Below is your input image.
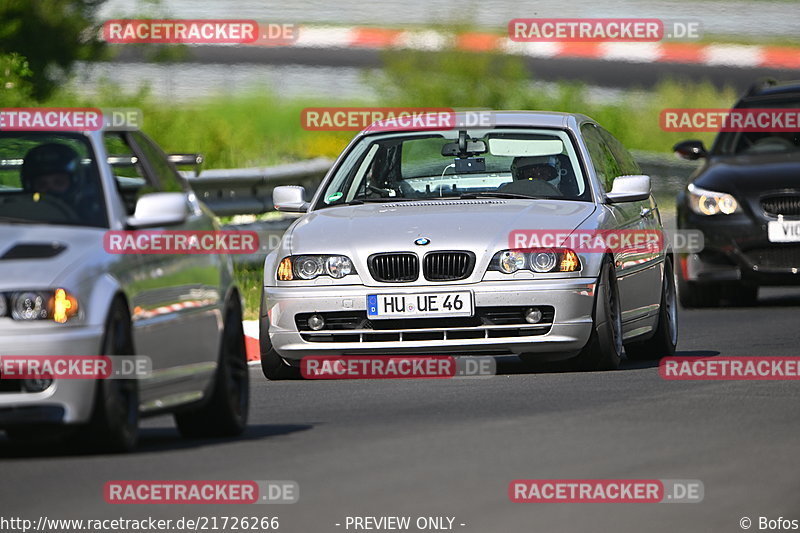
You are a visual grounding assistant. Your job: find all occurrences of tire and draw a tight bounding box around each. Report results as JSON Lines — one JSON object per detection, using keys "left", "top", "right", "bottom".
{"left": 80, "top": 298, "right": 139, "bottom": 453}
{"left": 175, "top": 297, "right": 249, "bottom": 438}
{"left": 676, "top": 257, "right": 720, "bottom": 308}
{"left": 572, "top": 257, "right": 623, "bottom": 371}
{"left": 625, "top": 258, "right": 678, "bottom": 361}
{"left": 260, "top": 329, "right": 301, "bottom": 381}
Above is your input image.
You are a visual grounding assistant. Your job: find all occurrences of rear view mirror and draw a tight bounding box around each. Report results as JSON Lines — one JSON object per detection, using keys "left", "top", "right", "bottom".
{"left": 441, "top": 140, "right": 486, "bottom": 157}
{"left": 673, "top": 140, "right": 708, "bottom": 160}
{"left": 606, "top": 175, "right": 651, "bottom": 203}
{"left": 487, "top": 138, "right": 564, "bottom": 157}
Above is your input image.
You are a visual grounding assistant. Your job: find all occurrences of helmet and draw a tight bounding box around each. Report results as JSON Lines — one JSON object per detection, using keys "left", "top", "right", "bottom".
{"left": 510, "top": 156, "right": 558, "bottom": 182}
{"left": 21, "top": 143, "right": 81, "bottom": 196}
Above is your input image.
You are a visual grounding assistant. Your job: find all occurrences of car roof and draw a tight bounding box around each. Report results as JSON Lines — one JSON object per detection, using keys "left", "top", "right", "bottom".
{"left": 736, "top": 78, "right": 800, "bottom": 105}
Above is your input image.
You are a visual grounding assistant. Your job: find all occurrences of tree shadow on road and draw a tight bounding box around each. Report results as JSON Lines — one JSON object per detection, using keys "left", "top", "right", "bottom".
{"left": 0, "top": 423, "right": 312, "bottom": 460}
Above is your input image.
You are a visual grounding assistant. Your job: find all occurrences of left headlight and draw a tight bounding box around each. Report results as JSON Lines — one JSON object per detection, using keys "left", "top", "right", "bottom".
{"left": 277, "top": 255, "right": 356, "bottom": 281}
{"left": 1, "top": 289, "right": 79, "bottom": 323}
{"left": 489, "top": 249, "right": 581, "bottom": 274}
{"left": 687, "top": 184, "right": 739, "bottom": 216}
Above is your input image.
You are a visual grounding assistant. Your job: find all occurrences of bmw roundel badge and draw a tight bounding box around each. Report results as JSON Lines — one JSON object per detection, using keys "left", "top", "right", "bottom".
{"left": 414, "top": 237, "right": 431, "bottom": 246}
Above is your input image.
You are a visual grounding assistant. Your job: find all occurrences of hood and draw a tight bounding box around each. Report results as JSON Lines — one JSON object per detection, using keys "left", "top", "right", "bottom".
{"left": 697, "top": 153, "right": 800, "bottom": 196}
{"left": 288, "top": 199, "right": 596, "bottom": 275}
{"left": 0, "top": 225, "right": 106, "bottom": 289}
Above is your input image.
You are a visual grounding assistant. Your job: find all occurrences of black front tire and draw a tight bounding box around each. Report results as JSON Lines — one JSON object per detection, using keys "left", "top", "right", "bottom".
{"left": 81, "top": 298, "right": 140, "bottom": 453}
{"left": 175, "top": 298, "right": 249, "bottom": 438}
{"left": 572, "top": 258, "right": 623, "bottom": 371}
{"left": 260, "top": 327, "right": 301, "bottom": 381}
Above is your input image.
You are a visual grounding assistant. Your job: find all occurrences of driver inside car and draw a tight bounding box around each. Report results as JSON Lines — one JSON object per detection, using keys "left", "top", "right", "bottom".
{"left": 20, "top": 143, "right": 104, "bottom": 225}
{"left": 499, "top": 156, "right": 563, "bottom": 197}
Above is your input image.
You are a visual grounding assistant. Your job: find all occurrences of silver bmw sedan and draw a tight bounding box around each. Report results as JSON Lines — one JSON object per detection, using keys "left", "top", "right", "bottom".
{"left": 260, "top": 111, "right": 677, "bottom": 379}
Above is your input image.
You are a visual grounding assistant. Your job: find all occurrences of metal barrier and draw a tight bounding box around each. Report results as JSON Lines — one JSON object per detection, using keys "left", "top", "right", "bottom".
{"left": 185, "top": 157, "right": 332, "bottom": 216}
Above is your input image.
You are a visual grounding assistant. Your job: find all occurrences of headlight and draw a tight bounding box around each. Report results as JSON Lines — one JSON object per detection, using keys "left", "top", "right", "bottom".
{"left": 489, "top": 249, "right": 580, "bottom": 273}
{"left": 6, "top": 289, "right": 79, "bottom": 322}
{"left": 687, "top": 184, "right": 739, "bottom": 215}
{"left": 530, "top": 251, "right": 557, "bottom": 273}
{"left": 277, "top": 255, "right": 356, "bottom": 281}
{"left": 497, "top": 251, "right": 526, "bottom": 273}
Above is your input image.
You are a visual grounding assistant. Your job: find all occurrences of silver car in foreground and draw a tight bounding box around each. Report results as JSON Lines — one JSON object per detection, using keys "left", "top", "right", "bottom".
{"left": 0, "top": 127, "right": 248, "bottom": 451}
{"left": 260, "top": 112, "right": 677, "bottom": 379}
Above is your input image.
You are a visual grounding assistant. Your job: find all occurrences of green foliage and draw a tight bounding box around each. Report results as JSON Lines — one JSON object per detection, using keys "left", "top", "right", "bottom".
{"left": 0, "top": 52, "right": 33, "bottom": 105}
{"left": 0, "top": 0, "right": 107, "bottom": 100}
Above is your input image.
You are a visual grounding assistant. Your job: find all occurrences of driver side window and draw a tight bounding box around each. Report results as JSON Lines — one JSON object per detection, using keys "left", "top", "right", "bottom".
{"left": 581, "top": 124, "right": 621, "bottom": 193}
{"left": 103, "top": 133, "right": 157, "bottom": 216}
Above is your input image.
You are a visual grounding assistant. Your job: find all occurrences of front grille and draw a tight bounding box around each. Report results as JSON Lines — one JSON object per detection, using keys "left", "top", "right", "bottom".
{"left": 368, "top": 253, "right": 419, "bottom": 283}
{"left": 744, "top": 245, "right": 800, "bottom": 270}
{"left": 423, "top": 251, "right": 475, "bottom": 281}
{"left": 762, "top": 195, "right": 800, "bottom": 218}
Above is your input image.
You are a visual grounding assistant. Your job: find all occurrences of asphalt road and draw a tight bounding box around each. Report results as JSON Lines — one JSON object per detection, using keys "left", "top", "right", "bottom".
{"left": 2, "top": 288, "right": 800, "bottom": 532}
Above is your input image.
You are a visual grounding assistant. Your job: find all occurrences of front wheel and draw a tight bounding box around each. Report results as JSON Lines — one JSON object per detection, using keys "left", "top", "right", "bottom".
{"left": 572, "top": 258, "right": 623, "bottom": 371}
{"left": 175, "top": 298, "right": 249, "bottom": 438}
{"left": 625, "top": 258, "right": 678, "bottom": 361}
{"left": 80, "top": 298, "right": 139, "bottom": 453}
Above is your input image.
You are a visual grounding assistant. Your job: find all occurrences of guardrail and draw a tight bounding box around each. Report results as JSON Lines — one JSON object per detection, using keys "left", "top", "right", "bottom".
{"left": 185, "top": 152, "right": 697, "bottom": 217}
{"left": 185, "top": 157, "right": 332, "bottom": 216}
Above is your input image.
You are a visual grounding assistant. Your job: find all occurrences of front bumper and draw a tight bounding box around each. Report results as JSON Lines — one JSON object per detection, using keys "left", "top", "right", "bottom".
{"left": 678, "top": 206, "right": 800, "bottom": 285}
{"left": 0, "top": 323, "right": 104, "bottom": 426}
{"left": 261, "top": 278, "right": 596, "bottom": 362}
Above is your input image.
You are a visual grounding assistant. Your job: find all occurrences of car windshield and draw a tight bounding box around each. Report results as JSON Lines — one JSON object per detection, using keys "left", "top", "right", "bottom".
{"left": 713, "top": 100, "right": 800, "bottom": 156}
{"left": 0, "top": 132, "right": 107, "bottom": 227}
{"left": 316, "top": 128, "right": 590, "bottom": 208}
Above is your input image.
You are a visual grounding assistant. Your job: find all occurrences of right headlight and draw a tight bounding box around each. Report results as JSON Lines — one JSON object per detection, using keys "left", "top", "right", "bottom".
{"left": 277, "top": 255, "right": 356, "bottom": 281}
{"left": 687, "top": 184, "right": 739, "bottom": 216}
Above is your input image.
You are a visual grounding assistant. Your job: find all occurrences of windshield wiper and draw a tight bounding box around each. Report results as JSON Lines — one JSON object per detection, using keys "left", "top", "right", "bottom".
{"left": 456, "top": 192, "right": 542, "bottom": 200}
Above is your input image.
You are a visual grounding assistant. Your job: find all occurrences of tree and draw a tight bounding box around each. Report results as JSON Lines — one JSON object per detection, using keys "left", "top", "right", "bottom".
{"left": 0, "top": 0, "right": 107, "bottom": 101}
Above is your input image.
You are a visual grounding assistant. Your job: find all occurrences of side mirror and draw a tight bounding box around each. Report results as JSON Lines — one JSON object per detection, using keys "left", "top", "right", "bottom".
{"left": 673, "top": 140, "right": 708, "bottom": 161}
{"left": 606, "top": 175, "right": 651, "bottom": 203}
{"left": 273, "top": 186, "right": 309, "bottom": 213}
{"left": 127, "top": 192, "right": 189, "bottom": 228}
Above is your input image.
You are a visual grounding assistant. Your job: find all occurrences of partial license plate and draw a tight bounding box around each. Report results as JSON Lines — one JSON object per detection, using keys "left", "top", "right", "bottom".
{"left": 768, "top": 220, "right": 800, "bottom": 242}
{"left": 366, "top": 292, "right": 473, "bottom": 319}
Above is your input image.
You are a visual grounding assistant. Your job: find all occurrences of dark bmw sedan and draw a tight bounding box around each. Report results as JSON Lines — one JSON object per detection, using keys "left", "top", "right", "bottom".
{"left": 674, "top": 79, "right": 800, "bottom": 307}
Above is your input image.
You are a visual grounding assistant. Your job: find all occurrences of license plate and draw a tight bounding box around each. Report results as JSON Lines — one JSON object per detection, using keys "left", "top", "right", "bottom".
{"left": 768, "top": 220, "right": 800, "bottom": 242}
{"left": 366, "top": 292, "right": 473, "bottom": 319}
